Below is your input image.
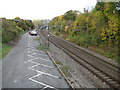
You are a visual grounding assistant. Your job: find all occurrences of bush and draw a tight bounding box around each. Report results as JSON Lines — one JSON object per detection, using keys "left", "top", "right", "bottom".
{"left": 2, "top": 18, "right": 24, "bottom": 43}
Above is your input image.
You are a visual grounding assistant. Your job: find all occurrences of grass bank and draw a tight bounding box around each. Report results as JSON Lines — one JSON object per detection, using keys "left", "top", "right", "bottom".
{"left": 0, "top": 43, "right": 13, "bottom": 60}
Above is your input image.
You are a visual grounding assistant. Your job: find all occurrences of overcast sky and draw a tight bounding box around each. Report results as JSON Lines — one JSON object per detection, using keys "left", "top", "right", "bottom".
{"left": 0, "top": 0, "right": 97, "bottom": 20}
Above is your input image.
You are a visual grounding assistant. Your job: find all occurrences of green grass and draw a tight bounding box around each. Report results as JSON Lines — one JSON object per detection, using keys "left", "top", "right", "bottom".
{"left": 37, "top": 45, "right": 49, "bottom": 51}
{"left": 88, "top": 45, "right": 118, "bottom": 61}
{"left": 0, "top": 43, "right": 13, "bottom": 60}
{"left": 60, "top": 65, "right": 74, "bottom": 77}
{"left": 55, "top": 60, "right": 63, "bottom": 65}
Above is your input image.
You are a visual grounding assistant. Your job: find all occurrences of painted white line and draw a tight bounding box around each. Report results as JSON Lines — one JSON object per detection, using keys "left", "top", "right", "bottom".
{"left": 33, "top": 53, "right": 37, "bottom": 54}
{"left": 30, "top": 64, "right": 40, "bottom": 68}
{"left": 39, "top": 58, "right": 50, "bottom": 61}
{"left": 27, "top": 58, "right": 37, "bottom": 62}
{"left": 30, "top": 60, "right": 39, "bottom": 64}
{"left": 29, "top": 60, "right": 53, "bottom": 69}
{"left": 36, "top": 70, "right": 59, "bottom": 78}
{"left": 28, "top": 53, "right": 36, "bottom": 56}
{"left": 28, "top": 60, "right": 58, "bottom": 78}
{"left": 41, "top": 86, "right": 48, "bottom": 90}
{"left": 29, "top": 67, "right": 36, "bottom": 71}
{"left": 26, "top": 46, "right": 59, "bottom": 89}
{"left": 29, "top": 77, "right": 55, "bottom": 89}
{"left": 38, "top": 54, "right": 48, "bottom": 56}
{"left": 32, "top": 49, "right": 42, "bottom": 51}
{"left": 27, "top": 54, "right": 35, "bottom": 58}
{"left": 29, "top": 73, "right": 42, "bottom": 79}
{"left": 27, "top": 48, "right": 31, "bottom": 49}
{"left": 40, "top": 64, "right": 53, "bottom": 68}
{"left": 29, "top": 73, "right": 58, "bottom": 89}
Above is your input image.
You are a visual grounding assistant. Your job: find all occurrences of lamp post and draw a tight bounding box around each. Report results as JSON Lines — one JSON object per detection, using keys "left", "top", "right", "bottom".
{"left": 47, "top": 25, "right": 49, "bottom": 48}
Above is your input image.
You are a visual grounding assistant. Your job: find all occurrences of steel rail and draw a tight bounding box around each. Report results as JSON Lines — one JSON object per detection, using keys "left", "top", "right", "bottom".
{"left": 40, "top": 29, "right": 120, "bottom": 89}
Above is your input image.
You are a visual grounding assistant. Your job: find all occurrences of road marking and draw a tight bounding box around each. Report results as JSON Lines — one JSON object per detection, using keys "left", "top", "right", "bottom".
{"left": 29, "top": 72, "right": 59, "bottom": 90}
{"left": 14, "top": 80, "right": 17, "bottom": 83}
{"left": 42, "top": 86, "right": 48, "bottom": 90}
{"left": 29, "top": 60, "right": 39, "bottom": 64}
{"left": 36, "top": 70, "right": 59, "bottom": 78}
{"left": 29, "top": 61, "right": 53, "bottom": 69}
{"left": 27, "top": 54, "right": 35, "bottom": 57}
{"left": 33, "top": 49, "right": 44, "bottom": 52}
{"left": 39, "top": 58, "right": 50, "bottom": 61}
{"left": 28, "top": 58, "right": 58, "bottom": 78}
{"left": 27, "top": 58, "right": 38, "bottom": 62}
{"left": 28, "top": 53, "right": 36, "bottom": 56}
{"left": 40, "top": 64, "right": 53, "bottom": 68}
{"left": 29, "top": 76, "right": 56, "bottom": 89}
{"left": 26, "top": 44, "right": 60, "bottom": 89}
{"left": 39, "top": 54, "right": 48, "bottom": 56}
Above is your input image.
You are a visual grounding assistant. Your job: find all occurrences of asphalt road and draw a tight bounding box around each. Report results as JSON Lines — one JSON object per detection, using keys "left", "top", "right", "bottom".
{"left": 2, "top": 32, "right": 69, "bottom": 89}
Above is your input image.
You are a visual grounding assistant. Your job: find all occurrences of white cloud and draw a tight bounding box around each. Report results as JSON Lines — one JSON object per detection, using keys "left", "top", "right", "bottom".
{"left": 0, "top": 0, "right": 97, "bottom": 20}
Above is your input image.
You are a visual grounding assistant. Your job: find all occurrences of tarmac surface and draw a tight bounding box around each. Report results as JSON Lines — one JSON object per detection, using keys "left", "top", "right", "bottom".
{"left": 2, "top": 32, "right": 69, "bottom": 89}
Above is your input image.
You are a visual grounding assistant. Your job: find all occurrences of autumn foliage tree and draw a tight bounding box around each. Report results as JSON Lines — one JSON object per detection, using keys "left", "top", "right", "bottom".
{"left": 49, "top": 2, "right": 119, "bottom": 60}
{"left": 49, "top": 2, "right": 119, "bottom": 46}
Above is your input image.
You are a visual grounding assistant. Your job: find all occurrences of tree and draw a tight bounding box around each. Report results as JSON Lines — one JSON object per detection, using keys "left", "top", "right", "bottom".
{"left": 64, "top": 10, "right": 77, "bottom": 21}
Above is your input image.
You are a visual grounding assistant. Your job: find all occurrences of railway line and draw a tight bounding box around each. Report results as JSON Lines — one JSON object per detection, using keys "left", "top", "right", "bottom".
{"left": 40, "top": 29, "right": 120, "bottom": 89}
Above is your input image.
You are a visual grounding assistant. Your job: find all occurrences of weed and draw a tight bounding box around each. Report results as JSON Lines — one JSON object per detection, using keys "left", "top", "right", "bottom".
{"left": 55, "top": 60, "right": 63, "bottom": 65}
{"left": 37, "top": 45, "right": 49, "bottom": 51}
{"left": 34, "top": 37, "right": 40, "bottom": 41}
{"left": 60, "top": 65, "right": 74, "bottom": 77}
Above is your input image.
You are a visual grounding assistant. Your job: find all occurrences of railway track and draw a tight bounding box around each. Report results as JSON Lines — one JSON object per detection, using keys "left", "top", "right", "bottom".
{"left": 40, "top": 29, "right": 120, "bottom": 89}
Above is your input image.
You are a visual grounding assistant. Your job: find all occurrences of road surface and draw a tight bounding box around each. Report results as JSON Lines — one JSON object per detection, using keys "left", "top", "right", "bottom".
{"left": 2, "top": 32, "right": 69, "bottom": 89}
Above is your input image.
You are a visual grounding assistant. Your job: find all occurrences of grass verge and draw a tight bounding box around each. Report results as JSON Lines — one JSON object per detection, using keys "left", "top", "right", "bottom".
{"left": 0, "top": 30, "right": 25, "bottom": 60}
{"left": 0, "top": 43, "right": 13, "bottom": 60}
{"left": 88, "top": 45, "right": 118, "bottom": 61}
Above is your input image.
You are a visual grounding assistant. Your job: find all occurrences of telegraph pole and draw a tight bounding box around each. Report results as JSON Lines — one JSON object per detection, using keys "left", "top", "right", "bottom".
{"left": 47, "top": 25, "right": 49, "bottom": 48}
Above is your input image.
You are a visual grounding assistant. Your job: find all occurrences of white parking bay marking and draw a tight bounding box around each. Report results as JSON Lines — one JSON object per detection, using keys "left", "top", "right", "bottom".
{"left": 26, "top": 44, "right": 59, "bottom": 89}
{"left": 39, "top": 54, "right": 48, "bottom": 57}
{"left": 39, "top": 58, "right": 50, "bottom": 61}
{"left": 36, "top": 70, "right": 59, "bottom": 78}
{"left": 40, "top": 64, "right": 53, "bottom": 68}
{"left": 29, "top": 75, "right": 55, "bottom": 89}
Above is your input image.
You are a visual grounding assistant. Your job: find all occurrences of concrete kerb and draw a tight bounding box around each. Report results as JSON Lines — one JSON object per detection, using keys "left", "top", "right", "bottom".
{"left": 46, "top": 51, "right": 74, "bottom": 90}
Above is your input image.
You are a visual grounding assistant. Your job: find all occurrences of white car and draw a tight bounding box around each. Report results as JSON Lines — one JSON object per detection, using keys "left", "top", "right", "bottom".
{"left": 29, "top": 30, "right": 37, "bottom": 36}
